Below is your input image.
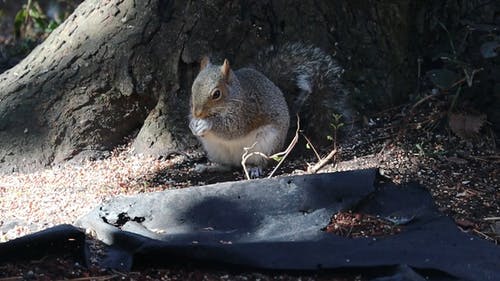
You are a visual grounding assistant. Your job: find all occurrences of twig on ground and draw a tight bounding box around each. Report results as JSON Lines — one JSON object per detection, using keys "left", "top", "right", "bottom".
{"left": 410, "top": 93, "right": 442, "bottom": 113}
{"left": 483, "top": 217, "right": 500, "bottom": 221}
{"left": 303, "top": 115, "right": 341, "bottom": 174}
{"left": 307, "top": 148, "right": 338, "bottom": 174}
{"left": 472, "top": 229, "right": 494, "bottom": 241}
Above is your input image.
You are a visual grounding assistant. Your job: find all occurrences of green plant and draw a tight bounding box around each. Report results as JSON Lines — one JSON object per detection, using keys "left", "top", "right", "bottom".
{"left": 14, "top": 0, "right": 60, "bottom": 39}
{"left": 326, "top": 113, "right": 345, "bottom": 150}
{"left": 424, "top": 22, "right": 489, "bottom": 113}
{"left": 415, "top": 142, "right": 425, "bottom": 156}
{"left": 421, "top": 21, "right": 497, "bottom": 138}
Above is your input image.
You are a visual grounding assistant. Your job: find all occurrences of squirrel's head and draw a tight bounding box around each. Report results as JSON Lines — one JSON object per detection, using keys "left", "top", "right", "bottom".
{"left": 191, "top": 57, "right": 240, "bottom": 119}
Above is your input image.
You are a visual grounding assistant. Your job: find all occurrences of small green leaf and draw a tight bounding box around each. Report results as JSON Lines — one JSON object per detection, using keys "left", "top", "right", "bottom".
{"left": 306, "top": 143, "right": 311, "bottom": 149}
{"left": 326, "top": 135, "right": 333, "bottom": 141}
{"left": 33, "top": 16, "right": 47, "bottom": 30}
{"left": 271, "top": 155, "right": 283, "bottom": 162}
{"left": 28, "top": 7, "right": 43, "bottom": 20}
{"left": 14, "top": 9, "right": 27, "bottom": 37}
{"left": 415, "top": 143, "right": 425, "bottom": 155}
{"left": 45, "top": 20, "right": 59, "bottom": 33}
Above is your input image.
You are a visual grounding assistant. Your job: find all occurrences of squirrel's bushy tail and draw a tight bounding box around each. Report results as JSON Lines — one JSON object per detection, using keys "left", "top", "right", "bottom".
{"left": 256, "top": 43, "right": 354, "bottom": 143}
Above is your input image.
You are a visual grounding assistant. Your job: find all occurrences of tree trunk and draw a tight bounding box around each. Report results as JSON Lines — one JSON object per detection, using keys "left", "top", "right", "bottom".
{"left": 0, "top": 0, "right": 497, "bottom": 173}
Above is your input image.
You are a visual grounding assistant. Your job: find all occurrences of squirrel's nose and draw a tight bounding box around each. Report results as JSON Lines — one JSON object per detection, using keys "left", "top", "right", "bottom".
{"left": 193, "top": 108, "right": 205, "bottom": 119}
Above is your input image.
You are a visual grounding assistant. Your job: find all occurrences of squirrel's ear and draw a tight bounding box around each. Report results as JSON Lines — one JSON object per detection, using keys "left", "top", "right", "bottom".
{"left": 200, "top": 56, "right": 210, "bottom": 70}
{"left": 221, "top": 59, "right": 231, "bottom": 81}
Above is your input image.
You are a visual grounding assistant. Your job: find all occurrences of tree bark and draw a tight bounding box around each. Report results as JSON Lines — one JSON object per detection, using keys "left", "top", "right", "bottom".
{"left": 0, "top": 0, "right": 497, "bottom": 173}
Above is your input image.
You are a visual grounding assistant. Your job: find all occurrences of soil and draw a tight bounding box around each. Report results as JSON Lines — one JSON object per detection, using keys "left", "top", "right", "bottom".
{"left": 0, "top": 99, "right": 498, "bottom": 280}
{"left": 324, "top": 211, "right": 403, "bottom": 238}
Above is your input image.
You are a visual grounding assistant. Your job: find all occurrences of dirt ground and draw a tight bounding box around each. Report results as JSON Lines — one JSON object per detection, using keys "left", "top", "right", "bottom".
{"left": 0, "top": 99, "right": 498, "bottom": 280}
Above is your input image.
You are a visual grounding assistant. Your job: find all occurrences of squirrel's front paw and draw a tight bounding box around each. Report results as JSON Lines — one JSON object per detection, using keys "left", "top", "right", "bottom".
{"left": 249, "top": 166, "right": 263, "bottom": 178}
{"left": 189, "top": 118, "right": 211, "bottom": 137}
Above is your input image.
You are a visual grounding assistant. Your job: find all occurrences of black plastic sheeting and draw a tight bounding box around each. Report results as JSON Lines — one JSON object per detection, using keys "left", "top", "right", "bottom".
{"left": 1, "top": 169, "right": 499, "bottom": 280}
{"left": 0, "top": 224, "right": 86, "bottom": 264}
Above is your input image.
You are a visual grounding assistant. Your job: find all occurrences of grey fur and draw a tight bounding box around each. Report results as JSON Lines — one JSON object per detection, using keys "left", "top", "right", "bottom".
{"left": 256, "top": 43, "right": 354, "bottom": 141}
{"left": 190, "top": 60, "right": 290, "bottom": 171}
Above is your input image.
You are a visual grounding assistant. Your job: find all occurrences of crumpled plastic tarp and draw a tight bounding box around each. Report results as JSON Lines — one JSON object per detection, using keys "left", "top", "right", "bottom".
{"left": 1, "top": 169, "right": 499, "bottom": 280}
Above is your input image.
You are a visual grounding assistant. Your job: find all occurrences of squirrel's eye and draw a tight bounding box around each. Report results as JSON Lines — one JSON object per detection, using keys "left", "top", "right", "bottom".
{"left": 212, "top": 89, "right": 221, "bottom": 100}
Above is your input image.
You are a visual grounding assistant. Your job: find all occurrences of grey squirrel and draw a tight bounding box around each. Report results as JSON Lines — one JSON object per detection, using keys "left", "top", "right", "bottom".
{"left": 189, "top": 43, "right": 351, "bottom": 177}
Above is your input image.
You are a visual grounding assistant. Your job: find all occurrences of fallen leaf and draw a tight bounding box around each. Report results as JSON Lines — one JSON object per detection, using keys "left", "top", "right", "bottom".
{"left": 448, "top": 113, "right": 486, "bottom": 138}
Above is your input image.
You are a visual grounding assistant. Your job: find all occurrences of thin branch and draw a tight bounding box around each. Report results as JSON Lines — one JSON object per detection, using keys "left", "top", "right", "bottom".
{"left": 410, "top": 93, "right": 442, "bottom": 113}
{"left": 302, "top": 133, "right": 321, "bottom": 161}
{"left": 25, "top": 0, "right": 33, "bottom": 24}
{"left": 483, "top": 217, "right": 500, "bottom": 221}
{"left": 241, "top": 144, "right": 268, "bottom": 180}
{"left": 241, "top": 115, "right": 300, "bottom": 180}
{"left": 267, "top": 117, "right": 300, "bottom": 178}
{"left": 472, "top": 229, "right": 495, "bottom": 241}
{"left": 438, "top": 21, "right": 456, "bottom": 56}
{"left": 410, "top": 68, "right": 482, "bottom": 114}
{"left": 307, "top": 148, "right": 338, "bottom": 174}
